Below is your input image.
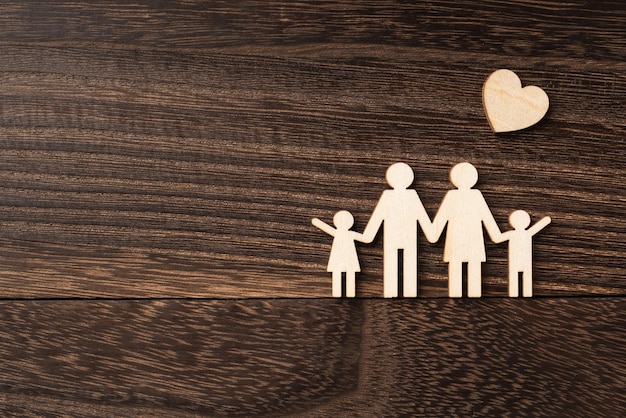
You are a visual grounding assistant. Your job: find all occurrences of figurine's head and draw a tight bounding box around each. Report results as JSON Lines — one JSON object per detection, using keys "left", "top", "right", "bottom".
{"left": 333, "top": 210, "right": 354, "bottom": 229}
{"left": 450, "top": 162, "right": 478, "bottom": 189}
{"left": 386, "top": 162, "right": 414, "bottom": 189}
{"left": 509, "top": 210, "right": 531, "bottom": 229}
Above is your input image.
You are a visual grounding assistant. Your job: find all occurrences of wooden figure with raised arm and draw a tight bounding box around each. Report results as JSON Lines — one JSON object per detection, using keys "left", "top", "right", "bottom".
{"left": 493, "top": 210, "right": 551, "bottom": 297}
{"left": 429, "top": 162, "right": 502, "bottom": 298}
{"left": 312, "top": 210, "right": 367, "bottom": 298}
{"left": 361, "top": 163, "right": 434, "bottom": 298}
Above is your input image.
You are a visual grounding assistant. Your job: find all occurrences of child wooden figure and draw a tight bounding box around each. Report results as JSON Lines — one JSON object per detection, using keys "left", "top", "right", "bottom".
{"left": 312, "top": 211, "right": 367, "bottom": 297}
{"left": 495, "top": 210, "right": 551, "bottom": 297}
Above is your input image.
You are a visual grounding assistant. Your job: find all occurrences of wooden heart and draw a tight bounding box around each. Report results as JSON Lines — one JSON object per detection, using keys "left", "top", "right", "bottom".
{"left": 482, "top": 69, "right": 549, "bottom": 133}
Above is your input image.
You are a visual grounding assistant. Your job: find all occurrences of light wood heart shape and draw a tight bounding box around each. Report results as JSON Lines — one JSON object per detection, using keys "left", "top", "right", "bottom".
{"left": 482, "top": 69, "right": 549, "bottom": 133}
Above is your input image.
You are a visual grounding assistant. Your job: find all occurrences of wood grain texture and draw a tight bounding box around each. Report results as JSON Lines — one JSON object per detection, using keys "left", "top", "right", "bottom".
{"left": 311, "top": 298, "right": 626, "bottom": 417}
{"left": 0, "top": 0, "right": 624, "bottom": 298}
{"left": 0, "top": 299, "right": 363, "bottom": 416}
{"left": 0, "top": 2, "right": 623, "bottom": 417}
{"left": 0, "top": 298, "right": 624, "bottom": 417}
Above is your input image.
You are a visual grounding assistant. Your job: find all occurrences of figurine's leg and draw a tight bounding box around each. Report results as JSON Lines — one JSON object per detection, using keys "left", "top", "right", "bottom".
{"left": 346, "top": 271, "right": 356, "bottom": 298}
{"left": 467, "top": 261, "right": 482, "bottom": 298}
{"left": 448, "top": 262, "right": 462, "bottom": 298}
{"left": 403, "top": 246, "right": 418, "bottom": 298}
{"left": 383, "top": 248, "right": 398, "bottom": 298}
{"left": 332, "top": 271, "right": 342, "bottom": 298}
{"left": 509, "top": 268, "right": 519, "bottom": 297}
{"left": 522, "top": 267, "right": 533, "bottom": 297}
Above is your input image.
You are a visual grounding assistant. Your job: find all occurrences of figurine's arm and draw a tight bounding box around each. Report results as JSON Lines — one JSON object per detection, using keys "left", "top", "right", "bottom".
{"left": 429, "top": 194, "right": 450, "bottom": 243}
{"left": 361, "top": 194, "right": 386, "bottom": 243}
{"left": 478, "top": 192, "right": 503, "bottom": 243}
{"left": 312, "top": 218, "right": 336, "bottom": 237}
{"left": 528, "top": 216, "right": 552, "bottom": 236}
{"left": 351, "top": 231, "right": 369, "bottom": 243}
{"left": 492, "top": 230, "right": 512, "bottom": 244}
{"left": 485, "top": 218, "right": 504, "bottom": 243}
{"left": 416, "top": 196, "right": 436, "bottom": 243}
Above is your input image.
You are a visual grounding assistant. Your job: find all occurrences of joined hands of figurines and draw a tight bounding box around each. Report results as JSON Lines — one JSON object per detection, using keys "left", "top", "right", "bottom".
{"left": 312, "top": 162, "right": 551, "bottom": 299}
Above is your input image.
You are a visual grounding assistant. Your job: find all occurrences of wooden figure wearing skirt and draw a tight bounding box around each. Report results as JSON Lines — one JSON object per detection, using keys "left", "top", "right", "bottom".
{"left": 429, "top": 162, "right": 501, "bottom": 298}
{"left": 312, "top": 211, "right": 367, "bottom": 297}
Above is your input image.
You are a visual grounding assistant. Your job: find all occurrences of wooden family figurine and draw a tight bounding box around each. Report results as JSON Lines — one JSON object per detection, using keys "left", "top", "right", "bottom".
{"left": 312, "top": 162, "right": 551, "bottom": 299}
{"left": 494, "top": 210, "right": 551, "bottom": 297}
{"left": 428, "top": 162, "right": 501, "bottom": 298}
{"left": 312, "top": 211, "right": 367, "bottom": 298}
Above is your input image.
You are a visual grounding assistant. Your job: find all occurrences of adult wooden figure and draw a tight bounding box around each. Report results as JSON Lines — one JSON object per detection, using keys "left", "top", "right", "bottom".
{"left": 362, "top": 163, "right": 433, "bottom": 298}
{"left": 429, "top": 162, "right": 501, "bottom": 298}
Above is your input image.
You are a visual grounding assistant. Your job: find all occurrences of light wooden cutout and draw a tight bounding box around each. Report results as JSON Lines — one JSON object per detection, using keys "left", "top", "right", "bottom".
{"left": 361, "top": 163, "right": 434, "bottom": 298}
{"left": 494, "top": 211, "right": 551, "bottom": 297}
{"left": 483, "top": 69, "right": 549, "bottom": 133}
{"left": 312, "top": 211, "right": 367, "bottom": 298}
{"left": 313, "top": 162, "right": 552, "bottom": 299}
{"left": 428, "top": 162, "right": 501, "bottom": 298}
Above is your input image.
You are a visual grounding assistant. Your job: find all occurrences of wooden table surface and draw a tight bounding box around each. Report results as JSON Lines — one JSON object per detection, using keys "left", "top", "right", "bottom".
{"left": 0, "top": 1, "right": 624, "bottom": 416}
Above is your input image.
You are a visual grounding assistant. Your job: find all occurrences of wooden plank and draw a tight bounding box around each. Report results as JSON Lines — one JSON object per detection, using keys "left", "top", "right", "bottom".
{"left": 0, "top": 52, "right": 621, "bottom": 298}
{"left": 0, "top": 1, "right": 624, "bottom": 61}
{"left": 0, "top": 1, "right": 623, "bottom": 298}
{"left": 0, "top": 298, "right": 623, "bottom": 416}
{"left": 314, "top": 298, "right": 626, "bottom": 417}
{"left": 0, "top": 299, "right": 364, "bottom": 416}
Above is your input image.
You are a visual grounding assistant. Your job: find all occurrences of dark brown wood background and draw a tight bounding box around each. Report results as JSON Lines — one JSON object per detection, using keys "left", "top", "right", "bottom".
{"left": 0, "top": 1, "right": 624, "bottom": 416}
